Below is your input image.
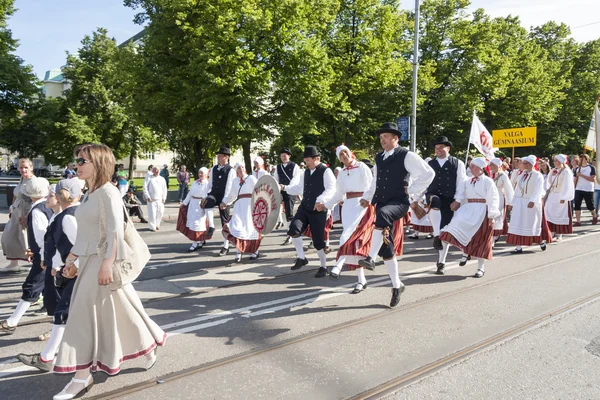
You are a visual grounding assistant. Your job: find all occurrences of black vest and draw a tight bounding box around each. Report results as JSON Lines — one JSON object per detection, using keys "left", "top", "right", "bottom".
{"left": 27, "top": 201, "right": 53, "bottom": 256}
{"left": 372, "top": 147, "right": 409, "bottom": 205}
{"left": 427, "top": 156, "right": 459, "bottom": 199}
{"left": 43, "top": 216, "right": 58, "bottom": 269}
{"left": 277, "top": 162, "right": 297, "bottom": 185}
{"left": 52, "top": 206, "right": 78, "bottom": 267}
{"left": 301, "top": 163, "right": 327, "bottom": 210}
{"left": 210, "top": 164, "right": 233, "bottom": 196}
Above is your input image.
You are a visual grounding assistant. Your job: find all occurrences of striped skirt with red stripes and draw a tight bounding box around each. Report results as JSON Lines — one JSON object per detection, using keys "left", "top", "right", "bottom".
{"left": 336, "top": 205, "right": 375, "bottom": 270}
{"left": 440, "top": 212, "right": 494, "bottom": 260}
{"left": 222, "top": 224, "right": 262, "bottom": 254}
{"left": 506, "top": 209, "right": 553, "bottom": 246}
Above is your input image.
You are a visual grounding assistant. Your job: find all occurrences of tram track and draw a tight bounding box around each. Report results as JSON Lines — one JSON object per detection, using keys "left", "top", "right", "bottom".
{"left": 84, "top": 244, "right": 600, "bottom": 400}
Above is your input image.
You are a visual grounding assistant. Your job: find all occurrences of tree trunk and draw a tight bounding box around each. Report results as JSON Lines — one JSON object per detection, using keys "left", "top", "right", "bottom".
{"left": 242, "top": 139, "right": 252, "bottom": 173}
{"left": 128, "top": 146, "right": 135, "bottom": 181}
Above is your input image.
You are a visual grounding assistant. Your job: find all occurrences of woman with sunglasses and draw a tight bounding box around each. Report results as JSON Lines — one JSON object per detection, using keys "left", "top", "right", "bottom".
{"left": 52, "top": 144, "right": 165, "bottom": 400}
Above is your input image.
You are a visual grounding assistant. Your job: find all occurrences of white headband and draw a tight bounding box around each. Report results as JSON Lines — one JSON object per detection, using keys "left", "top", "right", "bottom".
{"left": 335, "top": 145, "right": 350, "bottom": 161}
{"left": 254, "top": 156, "right": 264, "bottom": 166}
{"left": 470, "top": 157, "right": 487, "bottom": 170}
{"left": 490, "top": 158, "right": 502, "bottom": 168}
{"left": 522, "top": 155, "right": 537, "bottom": 166}
{"left": 554, "top": 154, "right": 567, "bottom": 164}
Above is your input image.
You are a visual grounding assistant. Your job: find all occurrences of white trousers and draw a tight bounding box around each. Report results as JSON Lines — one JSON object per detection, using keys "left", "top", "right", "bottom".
{"left": 147, "top": 201, "right": 165, "bottom": 230}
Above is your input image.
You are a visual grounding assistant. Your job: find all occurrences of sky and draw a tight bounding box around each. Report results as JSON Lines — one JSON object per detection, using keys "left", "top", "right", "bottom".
{"left": 7, "top": 0, "right": 600, "bottom": 80}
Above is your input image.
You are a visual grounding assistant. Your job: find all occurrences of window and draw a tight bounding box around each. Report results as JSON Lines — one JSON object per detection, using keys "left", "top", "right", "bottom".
{"left": 143, "top": 152, "right": 156, "bottom": 160}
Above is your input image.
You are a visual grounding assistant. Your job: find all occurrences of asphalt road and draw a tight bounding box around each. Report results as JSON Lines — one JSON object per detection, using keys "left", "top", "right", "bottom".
{"left": 1, "top": 210, "right": 599, "bottom": 400}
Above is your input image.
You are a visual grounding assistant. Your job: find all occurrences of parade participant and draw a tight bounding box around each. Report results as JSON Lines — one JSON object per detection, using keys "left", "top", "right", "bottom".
{"left": 281, "top": 145, "right": 336, "bottom": 278}
{"left": 177, "top": 165, "right": 191, "bottom": 203}
{"left": 1, "top": 158, "right": 35, "bottom": 272}
{"left": 17, "top": 179, "right": 81, "bottom": 371}
{"left": 490, "top": 158, "right": 514, "bottom": 243}
{"left": 440, "top": 157, "right": 500, "bottom": 278}
{"left": 359, "top": 122, "right": 434, "bottom": 307}
{"left": 321, "top": 145, "right": 373, "bottom": 293}
{"left": 408, "top": 157, "right": 433, "bottom": 240}
{"left": 424, "top": 136, "right": 467, "bottom": 275}
{"left": 510, "top": 157, "right": 524, "bottom": 188}
{"left": 123, "top": 189, "right": 148, "bottom": 223}
{"left": 253, "top": 156, "right": 268, "bottom": 179}
{"left": 205, "top": 146, "right": 237, "bottom": 256}
{"left": 179, "top": 167, "right": 213, "bottom": 251}
{"left": 222, "top": 163, "right": 261, "bottom": 262}
{"left": 544, "top": 154, "right": 574, "bottom": 240}
{"left": 573, "top": 154, "right": 598, "bottom": 226}
{"left": 143, "top": 166, "right": 168, "bottom": 232}
{"left": 0, "top": 177, "right": 52, "bottom": 334}
{"left": 52, "top": 144, "right": 165, "bottom": 400}
{"left": 506, "top": 155, "right": 552, "bottom": 253}
{"left": 274, "top": 147, "right": 301, "bottom": 240}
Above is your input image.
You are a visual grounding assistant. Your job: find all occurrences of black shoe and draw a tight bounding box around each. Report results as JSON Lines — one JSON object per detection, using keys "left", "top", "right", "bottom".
{"left": 17, "top": 353, "right": 53, "bottom": 372}
{"left": 329, "top": 268, "right": 341, "bottom": 279}
{"left": 249, "top": 253, "right": 259, "bottom": 261}
{"left": 540, "top": 242, "right": 547, "bottom": 251}
{"left": 426, "top": 233, "right": 433, "bottom": 239}
{"left": 352, "top": 282, "right": 367, "bottom": 294}
{"left": 358, "top": 256, "right": 375, "bottom": 271}
{"left": 304, "top": 241, "right": 314, "bottom": 251}
{"left": 219, "top": 247, "right": 230, "bottom": 257}
{"left": 511, "top": 248, "right": 523, "bottom": 254}
{"left": 458, "top": 255, "right": 471, "bottom": 267}
{"left": 435, "top": 262, "right": 445, "bottom": 275}
{"left": 315, "top": 267, "right": 328, "bottom": 278}
{"left": 291, "top": 257, "right": 309, "bottom": 270}
{"left": 140, "top": 218, "right": 148, "bottom": 223}
{"left": 474, "top": 269, "right": 485, "bottom": 278}
{"left": 281, "top": 236, "right": 292, "bottom": 246}
{"left": 0, "top": 320, "right": 15, "bottom": 335}
{"left": 207, "top": 227, "right": 215, "bottom": 236}
{"left": 390, "top": 285, "right": 406, "bottom": 307}
{"left": 433, "top": 236, "right": 443, "bottom": 250}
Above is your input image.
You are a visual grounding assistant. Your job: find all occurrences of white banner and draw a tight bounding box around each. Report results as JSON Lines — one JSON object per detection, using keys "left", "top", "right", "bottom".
{"left": 469, "top": 112, "right": 497, "bottom": 160}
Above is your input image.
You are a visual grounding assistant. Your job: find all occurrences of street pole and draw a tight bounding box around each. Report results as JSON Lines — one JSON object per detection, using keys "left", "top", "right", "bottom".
{"left": 410, "top": 0, "right": 420, "bottom": 153}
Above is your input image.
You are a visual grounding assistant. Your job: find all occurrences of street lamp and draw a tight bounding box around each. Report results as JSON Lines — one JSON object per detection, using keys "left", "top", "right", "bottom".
{"left": 410, "top": 0, "right": 421, "bottom": 153}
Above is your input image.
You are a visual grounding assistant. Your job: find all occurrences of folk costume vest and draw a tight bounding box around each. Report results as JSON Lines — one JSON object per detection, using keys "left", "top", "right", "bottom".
{"left": 428, "top": 156, "right": 459, "bottom": 199}
{"left": 372, "top": 147, "right": 409, "bottom": 205}
{"left": 211, "top": 164, "right": 233, "bottom": 197}
{"left": 277, "top": 162, "right": 297, "bottom": 186}
{"left": 301, "top": 163, "right": 327, "bottom": 210}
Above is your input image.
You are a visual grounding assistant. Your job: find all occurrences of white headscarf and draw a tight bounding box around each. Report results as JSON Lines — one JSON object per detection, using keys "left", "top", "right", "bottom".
{"left": 254, "top": 156, "right": 264, "bottom": 166}
{"left": 490, "top": 158, "right": 503, "bottom": 168}
{"left": 335, "top": 145, "right": 350, "bottom": 161}
{"left": 554, "top": 154, "right": 567, "bottom": 165}
{"left": 234, "top": 162, "right": 244, "bottom": 169}
{"left": 522, "top": 155, "right": 537, "bottom": 166}
{"left": 198, "top": 167, "right": 209, "bottom": 175}
{"left": 470, "top": 157, "right": 487, "bottom": 170}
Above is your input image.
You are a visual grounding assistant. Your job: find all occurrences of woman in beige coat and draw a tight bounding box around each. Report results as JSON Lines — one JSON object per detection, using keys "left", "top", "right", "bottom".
{"left": 52, "top": 144, "right": 165, "bottom": 400}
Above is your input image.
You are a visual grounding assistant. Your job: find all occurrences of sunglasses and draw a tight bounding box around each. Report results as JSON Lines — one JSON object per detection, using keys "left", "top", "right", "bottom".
{"left": 75, "top": 158, "right": 91, "bottom": 166}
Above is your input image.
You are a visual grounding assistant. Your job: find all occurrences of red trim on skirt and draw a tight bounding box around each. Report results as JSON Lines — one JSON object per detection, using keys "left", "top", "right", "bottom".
{"left": 440, "top": 213, "right": 494, "bottom": 260}
{"left": 412, "top": 224, "right": 433, "bottom": 233}
{"left": 506, "top": 208, "right": 553, "bottom": 246}
{"left": 222, "top": 224, "right": 262, "bottom": 254}
{"left": 53, "top": 332, "right": 167, "bottom": 375}
{"left": 393, "top": 218, "right": 405, "bottom": 257}
{"left": 305, "top": 215, "right": 334, "bottom": 240}
{"left": 337, "top": 205, "right": 375, "bottom": 270}
{"left": 546, "top": 202, "right": 573, "bottom": 234}
{"left": 176, "top": 205, "right": 212, "bottom": 242}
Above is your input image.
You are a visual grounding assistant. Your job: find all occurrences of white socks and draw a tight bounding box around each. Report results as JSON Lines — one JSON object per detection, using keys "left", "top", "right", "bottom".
{"left": 369, "top": 229, "right": 384, "bottom": 260}
{"left": 516, "top": 245, "right": 522, "bottom": 251}
{"left": 429, "top": 209, "right": 442, "bottom": 236}
{"left": 384, "top": 258, "right": 402, "bottom": 289}
{"left": 207, "top": 209, "right": 215, "bottom": 228}
{"left": 292, "top": 237, "right": 305, "bottom": 259}
{"left": 7, "top": 300, "right": 31, "bottom": 327}
{"left": 223, "top": 239, "right": 229, "bottom": 249}
{"left": 477, "top": 259, "right": 485, "bottom": 272}
{"left": 325, "top": 239, "right": 330, "bottom": 247}
{"left": 357, "top": 267, "right": 367, "bottom": 285}
{"left": 40, "top": 325, "right": 65, "bottom": 362}
{"left": 317, "top": 249, "right": 327, "bottom": 267}
{"left": 438, "top": 242, "right": 450, "bottom": 264}
{"left": 335, "top": 256, "right": 346, "bottom": 270}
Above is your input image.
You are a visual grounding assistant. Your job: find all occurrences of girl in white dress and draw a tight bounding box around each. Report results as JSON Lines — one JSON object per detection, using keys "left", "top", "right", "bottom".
{"left": 489, "top": 158, "right": 514, "bottom": 243}
{"left": 178, "top": 167, "right": 214, "bottom": 251}
{"left": 544, "top": 154, "right": 574, "bottom": 240}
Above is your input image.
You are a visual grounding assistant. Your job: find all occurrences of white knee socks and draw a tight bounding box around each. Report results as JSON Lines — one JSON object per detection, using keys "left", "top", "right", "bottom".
{"left": 477, "top": 258, "right": 485, "bottom": 272}
{"left": 317, "top": 249, "right": 327, "bottom": 267}
{"left": 7, "top": 300, "right": 31, "bottom": 327}
{"left": 292, "top": 237, "right": 305, "bottom": 259}
{"left": 223, "top": 238, "right": 229, "bottom": 249}
{"left": 369, "top": 229, "right": 384, "bottom": 260}
{"left": 429, "top": 209, "right": 442, "bottom": 236}
{"left": 207, "top": 209, "right": 215, "bottom": 228}
{"left": 384, "top": 258, "right": 402, "bottom": 289}
{"left": 40, "top": 325, "right": 65, "bottom": 362}
{"left": 438, "top": 242, "right": 450, "bottom": 264}
{"left": 357, "top": 267, "right": 367, "bottom": 285}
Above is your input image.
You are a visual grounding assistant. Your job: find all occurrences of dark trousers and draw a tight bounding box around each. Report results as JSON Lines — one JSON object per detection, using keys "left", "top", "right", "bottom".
{"left": 374, "top": 198, "right": 409, "bottom": 260}
{"left": 288, "top": 206, "right": 328, "bottom": 250}
{"left": 128, "top": 205, "right": 145, "bottom": 220}
{"left": 281, "top": 192, "right": 297, "bottom": 221}
{"left": 53, "top": 275, "right": 76, "bottom": 325}
{"left": 574, "top": 190, "right": 594, "bottom": 211}
{"left": 43, "top": 266, "right": 57, "bottom": 315}
{"left": 427, "top": 194, "right": 455, "bottom": 230}
{"left": 21, "top": 254, "right": 45, "bottom": 302}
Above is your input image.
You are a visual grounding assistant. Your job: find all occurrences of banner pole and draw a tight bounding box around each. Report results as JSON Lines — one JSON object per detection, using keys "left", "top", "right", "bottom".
{"left": 512, "top": 147, "right": 515, "bottom": 163}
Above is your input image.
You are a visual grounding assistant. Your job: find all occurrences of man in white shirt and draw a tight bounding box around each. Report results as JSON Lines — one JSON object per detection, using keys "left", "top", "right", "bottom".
{"left": 143, "top": 166, "right": 168, "bottom": 232}
{"left": 573, "top": 153, "right": 598, "bottom": 225}
{"left": 274, "top": 147, "right": 301, "bottom": 243}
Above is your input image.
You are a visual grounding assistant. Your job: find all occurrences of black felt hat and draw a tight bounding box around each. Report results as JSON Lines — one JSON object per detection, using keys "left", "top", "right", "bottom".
{"left": 217, "top": 146, "right": 231, "bottom": 156}
{"left": 375, "top": 122, "right": 401, "bottom": 137}
{"left": 280, "top": 147, "right": 293, "bottom": 156}
{"left": 303, "top": 145, "right": 320, "bottom": 158}
{"left": 432, "top": 136, "right": 452, "bottom": 147}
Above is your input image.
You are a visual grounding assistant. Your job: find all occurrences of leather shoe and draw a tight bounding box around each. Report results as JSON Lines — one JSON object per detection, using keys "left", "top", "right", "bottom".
{"left": 219, "top": 247, "right": 230, "bottom": 257}
{"left": 281, "top": 236, "right": 292, "bottom": 246}
{"left": 303, "top": 241, "right": 314, "bottom": 251}
{"left": 352, "top": 282, "right": 367, "bottom": 294}
{"left": 433, "top": 236, "right": 443, "bottom": 250}
{"left": 474, "top": 269, "right": 485, "bottom": 278}
{"left": 435, "top": 262, "right": 445, "bottom": 275}
{"left": 390, "top": 285, "right": 406, "bottom": 307}
{"left": 511, "top": 248, "right": 523, "bottom": 254}
{"left": 17, "top": 353, "right": 53, "bottom": 372}
{"left": 291, "top": 257, "right": 309, "bottom": 270}
{"left": 358, "top": 256, "right": 375, "bottom": 271}
{"left": 458, "top": 255, "right": 471, "bottom": 267}
{"left": 315, "top": 267, "right": 328, "bottom": 278}
{"left": 540, "top": 242, "right": 547, "bottom": 251}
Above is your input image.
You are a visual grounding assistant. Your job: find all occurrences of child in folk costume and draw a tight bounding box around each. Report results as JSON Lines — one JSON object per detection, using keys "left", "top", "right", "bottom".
{"left": 1, "top": 177, "right": 53, "bottom": 335}
{"left": 221, "top": 163, "right": 262, "bottom": 262}
{"left": 18, "top": 179, "right": 82, "bottom": 372}
{"left": 408, "top": 159, "right": 433, "bottom": 239}
{"left": 490, "top": 158, "right": 514, "bottom": 244}
{"left": 321, "top": 145, "right": 373, "bottom": 293}
{"left": 253, "top": 156, "right": 269, "bottom": 180}
{"left": 178, "top": 167, "right": 214, "bottom": 251}
{"left": 440, "top": 158, "right": 500, "bottom": 278}
{"left": 544, "top": 154, "right": 574, "bottom": 240}
{"left": 506, "top": 155, "right": 552, "bottom": 254}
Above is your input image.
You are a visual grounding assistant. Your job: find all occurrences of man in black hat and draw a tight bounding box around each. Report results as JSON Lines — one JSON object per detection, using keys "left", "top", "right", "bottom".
{"left": 358, "top": 122, "right": 434, "bottom": 307}
{"left": 205, "top": 146, "right": 236, "bottom": 256}
{"left": 274, "top": 147, "right": 300, "bottom": 245}
{"left": 425, "top": 136, "right": 467, "bottom": 275}
{"left": 280, "top": 145, "right": 336, "bottom": 277}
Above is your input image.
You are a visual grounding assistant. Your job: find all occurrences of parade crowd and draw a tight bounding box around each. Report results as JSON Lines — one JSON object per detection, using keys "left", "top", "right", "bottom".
{"left": 0, "top": 123, "right": 598, "bottom": 399}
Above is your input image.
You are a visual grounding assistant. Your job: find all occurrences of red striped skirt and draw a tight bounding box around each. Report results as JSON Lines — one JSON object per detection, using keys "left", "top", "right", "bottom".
{"left": 440, "top": 213, "right": 494, "bottom": 260}
{"left": 506, "top": 209, "right": 553, "bottom": 246}
{"left": 176, "top": 205, "right": 211, "bottom": 242}
{"left": 222, "top": 224, "right": 262, "bottom": 254}
{"left": 336, "top": 205, "right": 375, "bottom": 270}
{"left": 412, "top": 224, "right": 433, "bottom": 233}
{"left": 304, "top": 215, "right": 334, "bottom": 241}
{"left": 393, "top": 218, "right": 405, "bottom": 257}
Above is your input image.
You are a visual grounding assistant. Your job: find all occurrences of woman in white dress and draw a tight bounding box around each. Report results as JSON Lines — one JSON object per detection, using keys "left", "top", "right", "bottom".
{"left": 221, "top": 163, "right": 261, "bottom": 262}
{"left": 544, "top": 154, "right": 574, "bottom": 240}
{"left": 321, "top": 145, "right": 373, "bottom": 293}
{"left": 177, "top": 167, "right": 214, "bottom": 251}
{"left": 53, "top": 144, "right": 165, "bottom": 400}
{"left": 489, "top": 158, "right": 514, "bottom": 243}
{"left": 253, "top": 156, "right": 269, "bottom": 180}
{"left": 440, "top": 157, "right": 500, "bottom": 278}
